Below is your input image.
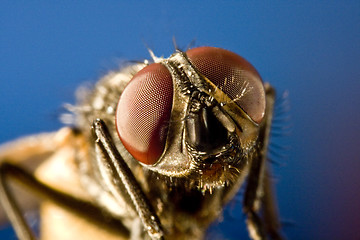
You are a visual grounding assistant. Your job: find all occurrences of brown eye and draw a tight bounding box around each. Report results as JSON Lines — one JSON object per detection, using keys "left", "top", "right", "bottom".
{"left": 186, "top": 47, "right": 266, "bottom": 123}
{"left": 116, "top": 63, "right": 173, "bottom": 165}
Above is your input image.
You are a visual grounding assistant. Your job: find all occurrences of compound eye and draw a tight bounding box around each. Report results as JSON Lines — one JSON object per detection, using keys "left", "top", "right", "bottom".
{"left": 116, "top": 63, "right": 173, "bottom": 165}
{"left": 186, "top": 47, "right": 266, "bottom": 123}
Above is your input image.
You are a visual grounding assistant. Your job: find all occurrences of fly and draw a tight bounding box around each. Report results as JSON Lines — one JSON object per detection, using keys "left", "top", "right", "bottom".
{"left": 0, "top": 46, "right": 285, "bottom": 240}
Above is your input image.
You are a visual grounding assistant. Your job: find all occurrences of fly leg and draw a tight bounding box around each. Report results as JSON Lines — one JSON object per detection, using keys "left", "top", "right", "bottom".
{"left": 262, "top": 168, "right": 284, "bottom": 240}
{"left": 0, "top": 128, "right": 129, "bottom": 240}
{"left": 0, "top": 162, "right": 130, "bottom": 240}
{"left": 0, "top": 163, "right": 36, "bottom": 240}
{"left": 0, "top": 128, "right": 78, "bottom": 240}
{"left": 92, "top": 119, "right": 164, "bottom": 240}
{"left": 243, "top": 84, "right": 284, "bottom": 240}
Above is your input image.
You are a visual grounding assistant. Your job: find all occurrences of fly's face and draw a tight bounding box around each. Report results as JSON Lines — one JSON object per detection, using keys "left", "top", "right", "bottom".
{"left": 116, "top": 47, "right": 266, "bottom": 189}
{"left": 0, "top": 46, "right": 285, "bottom": 240}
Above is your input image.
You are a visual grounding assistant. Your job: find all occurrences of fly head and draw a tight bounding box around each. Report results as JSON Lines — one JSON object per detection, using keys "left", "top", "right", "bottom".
{"left": 116, "top": 47, "right": 266, "bottom": 190}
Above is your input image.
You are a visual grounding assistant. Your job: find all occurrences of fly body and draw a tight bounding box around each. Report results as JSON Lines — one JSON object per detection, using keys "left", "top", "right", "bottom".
{"left": 0, "top": 46, "right": 285, "bottom": 240}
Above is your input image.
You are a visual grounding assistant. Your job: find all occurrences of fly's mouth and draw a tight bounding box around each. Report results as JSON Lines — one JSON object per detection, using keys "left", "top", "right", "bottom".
{"left": 185, "top": 134, "right": 249, "bottom": 189}
{"left": 182, "top": 91, "right": 252, "bottom": 188}
{"left": 184, "top": 94, "right": 248, "bottom": 179}
{"left": 184, "top": 90, "right": 241, "bottom": 162}
{"left": 186, "top": 132, "right": 244, "bottom": 165}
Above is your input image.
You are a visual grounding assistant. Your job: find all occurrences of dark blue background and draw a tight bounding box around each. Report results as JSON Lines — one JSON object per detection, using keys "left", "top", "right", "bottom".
{"left": 1, "top": 2, "right": 359, "bottom": 239}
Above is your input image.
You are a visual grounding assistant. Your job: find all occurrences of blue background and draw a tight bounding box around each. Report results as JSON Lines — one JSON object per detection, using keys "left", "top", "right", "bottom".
{"left": 1, "top": 1, "right": 359, "bottom": 239}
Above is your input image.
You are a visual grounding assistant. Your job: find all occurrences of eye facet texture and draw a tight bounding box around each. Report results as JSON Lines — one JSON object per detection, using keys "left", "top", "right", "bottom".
{"left": 186, "top": 47, "right": 266, "bottom": 124}
{"left": 116, "top": 63, "right": 173, "bottom": 165}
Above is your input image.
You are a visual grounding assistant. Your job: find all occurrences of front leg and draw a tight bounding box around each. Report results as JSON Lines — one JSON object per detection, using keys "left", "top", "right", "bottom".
{"left": 243, "top": 84, "right": 284, "bottom": 240}
{"left": 92, "top": 119, "right": 164, "bottom": 240}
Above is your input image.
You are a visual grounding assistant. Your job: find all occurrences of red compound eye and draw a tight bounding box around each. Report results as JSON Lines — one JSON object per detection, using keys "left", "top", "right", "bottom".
{"left": 186, "top": 47, "right": 266, "bottom": 123}
{"left": 116, "top": 63, "right": 173, "bottom": 165}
